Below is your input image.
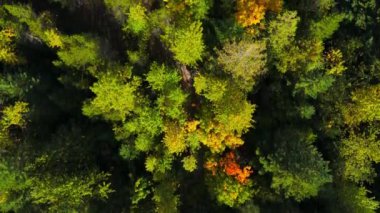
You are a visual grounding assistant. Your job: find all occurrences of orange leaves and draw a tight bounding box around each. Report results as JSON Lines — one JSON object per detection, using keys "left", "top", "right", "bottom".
{"left": 220, "top": 152, "right": 253, "bottom": 184}
{"left": 205, "top": 152, "right": 253, "bottom": 184}
{"left": 204, "top": 159, "right": 218, "bottom": 175}
{"left": 236, "top": 0, "right": 283, "bottom": 27}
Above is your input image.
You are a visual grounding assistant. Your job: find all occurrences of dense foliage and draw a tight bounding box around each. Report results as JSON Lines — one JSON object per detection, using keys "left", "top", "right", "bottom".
{"left": 0, "top": 0, "right": 379, "bottom": 212}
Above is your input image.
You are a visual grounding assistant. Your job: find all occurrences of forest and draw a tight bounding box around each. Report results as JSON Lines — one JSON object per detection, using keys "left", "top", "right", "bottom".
{"left": 0, "top": 0, "right": 379, "bottom": 212}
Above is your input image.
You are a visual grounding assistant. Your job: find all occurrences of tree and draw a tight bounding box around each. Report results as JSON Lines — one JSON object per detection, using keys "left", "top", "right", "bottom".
{"left": 340, "top": 128, "right": 380, "bottom": 183}
{"left": 236, "top": 0, "right": 267, "bottom": 27}
{"left": 217, "top": 39, "right": 267, "bottom": 89}
{"left": 310, "top": 13, "right": 345, "bottom": 41}
{"left": 125, "top": 4, "right": 149, "bottom": 34}
{"left": 259, "top": 129, "right": 332, "bottom": 201}
{"left": 0, "top": 161, "right": 29, "bottom": 212}
{"left": 163, "top": 121, "right": 187, "bottom": 154}
{"left": 82, "top": 69, "right": 140, "bottom": 121}
{"left": 268, "top": 11, "right": 300, "bottom": 73}
{"left": 0, "top": 102, "right": 29, "bottom": 149}
{"left": 205, "top": 153, "right": 254, "bottom": 207}
{"left": 29, "top": 172, "right": 113, "bottom": 212}
{"left": 54, "top": 35, "right": 101, "bottom": 71}
{"left": 194, "top": 74, "right": 228, "bottom": 102}
{"left": 0, "top": 28, "right": 18, "bottom": 64}
{"left": 147, "top": 63, "right": 188, "bottom": 121}
{"left": 294, "top": 72, "right": 335, "bottom": 99}
{"left": 333, "top": 184, "right": 379, "bottom": 213}
{"left": 167, "top": 22, "right": 205, "bottom": 65}
{"left": 236, "top": 0, "right": 283, "bottom": 28}
{"left": 342, "top": 84, "right": 380, "bottom": 125}
{"left": 152, "top": 179, "right": 180, "bottom": 213}
{"left": 182, "top": 155, "right": 197, "bottom": 172}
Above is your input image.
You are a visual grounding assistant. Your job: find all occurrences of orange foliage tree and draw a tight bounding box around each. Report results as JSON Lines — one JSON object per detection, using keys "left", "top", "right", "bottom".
{"left": 205, "top": 152, "right": 253, "bottom": 184}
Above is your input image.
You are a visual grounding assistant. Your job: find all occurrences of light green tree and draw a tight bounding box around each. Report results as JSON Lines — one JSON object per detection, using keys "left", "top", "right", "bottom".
{"left": 168, "top": 22, "right": 205, "bottom": 65}
{"left": 217, "top": 39, "right": 267, "bottom": 90}
{"left": 268, "top": 11, "right": 300, "bottom": 73}
{"left": 343, "top": 84, "right": 380, "bottom": 125}
{"left": 340, "top": 129, "right": 380, "bottom": 183}
{"left": 82, "top": 68, "right": 140, "bottom": 121}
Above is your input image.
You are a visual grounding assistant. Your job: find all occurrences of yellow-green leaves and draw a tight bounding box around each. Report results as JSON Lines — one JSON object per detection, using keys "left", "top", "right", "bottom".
{"left": 146, "top": 63, "right": 181, "bottom": 92}
{"left": 268, "top": 11, "right": 300, "bottom": 73}
{"left": 182, "top": 155, "right": 197, "bottom": 172}
{"left": 1, "top": 102, "right": 29, "bottom": 128}
{"left": 44, "top": 29, "right": 63, "bottom": 48}
{"left": 343, "top": 84, "right": 380, "bottom": 126}
{"left": 194, "top": 74, "right": 227, "bottom": 102}
{"left": 126, "top": 4, "right": 148, "bottom": 34}
{"left": 268, "top": 11, "right": 299, "bottom": 55}
{"left": 145, "top": 156, "right": 158, "bottom": 172}
{"left": 147, "top": 63, "right": 187, "bottom": 121}
{"left": 169, "top": 22, "right": 205, "bottom": 65}
{"left": 310, "top": 13, "right": 345, "bottom": 41}
{"left": 82, "top": 72, "right": 140, "bottom": 121}
{"left": 325, "top": 49, "right": 347, "bottom": 75}
{"left": 163, "top": 121, "right": 187, "bottom": 154}
{"left": 0, "top": 28, "right": 18, "bottom": 64}
{"left": 54, "top": 35, "right": 100, "bottom": 70}
{"left": 0, "top": 102, "right": 29, "bottom": 148}
{"left": 206, "top": 172, "right": 253, "bottom": 207}
{"left": 29, "top": 172, "right": 113, "bottom": 211}
{"left": 340, "top": 129, "right": 380, "bottom": 183}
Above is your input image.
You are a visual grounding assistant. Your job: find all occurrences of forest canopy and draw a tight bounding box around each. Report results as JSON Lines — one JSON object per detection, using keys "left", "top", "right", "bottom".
{"left": 0, "top": 0, "right": 380, "bottom": 212}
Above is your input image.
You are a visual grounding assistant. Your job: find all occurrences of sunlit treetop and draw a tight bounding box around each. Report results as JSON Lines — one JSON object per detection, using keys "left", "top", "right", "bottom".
{"left": 166, "top": 21, "right": 205, "bottom": 65}
{"left": 82, "top": 67, "right": 141, "bottom": 122}
{"left": 217, "top": 39, "right": 267, "bottom": 89}
{"left": 0, "top": 28, "right": 18, "bottom": 64}
{"left": 0, "top": 101, "right": 29, "bottom": 149}
{"left": 125, "top": 4, "right": 149, "bottom": 34}
{"left": 343, "top": 84, "right": 380, "bottom": 126}
{"left": 236, "top": 0, "right": 283, "bottom": 28}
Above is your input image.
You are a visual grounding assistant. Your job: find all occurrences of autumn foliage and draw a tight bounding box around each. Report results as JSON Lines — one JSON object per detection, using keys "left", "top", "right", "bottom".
{"left": 205, "top": 152, "right": 253, "bottom": 184}
{"left": 236, "top": 0, "right": 283, "bottom": 27}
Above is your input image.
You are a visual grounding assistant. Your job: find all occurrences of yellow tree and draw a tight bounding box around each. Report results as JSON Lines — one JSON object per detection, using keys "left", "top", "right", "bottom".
{"left": 236, "top": 0, "right": 283, "bottom": 27}
{"left": 0, "top": 28, "right": 18, "bottom": 64}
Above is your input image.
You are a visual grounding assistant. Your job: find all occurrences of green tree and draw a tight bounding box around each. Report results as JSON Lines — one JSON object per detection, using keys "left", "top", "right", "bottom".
{"left": 0, "top": 161, "right": 29, "bottom": 212}
{"left": 342, "top": 84, "right": 380, "bottom": 125}
{"left": 82, "top": 68, "right": 140, "bottom": 121}
{"left": 54, "top": 35, "right": 101, "bottom": 71}
{"left": 206, "top": 173, "right": 253, "bottom": 207}
{"left": 29, "top": 172, "right": 113, "bottom": 211}
{"left": 0, "top": 102, "right": 29, "bottom": 149}
{"left": 125, "top": 4, "right": 149, "bottom": 34}
{"left": 259, "top": 129, "right": 332, "bottom": 201}
{"left": 0, "top": 28, "right": 18, "bottom": 64}
{"left": 310, "top": 13, "right": 345, "bottom": 41}
{"left": 340, "top": 128, "right": 380, "bottom": 183}
{"left": 334, "top": 184, "right": 379, "bottom": 213}
{"left": 147, "top": 63, "right": 187, "bottom": 121}
{"left": 268, "top": 11, "right": 300, "bottom": 73}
